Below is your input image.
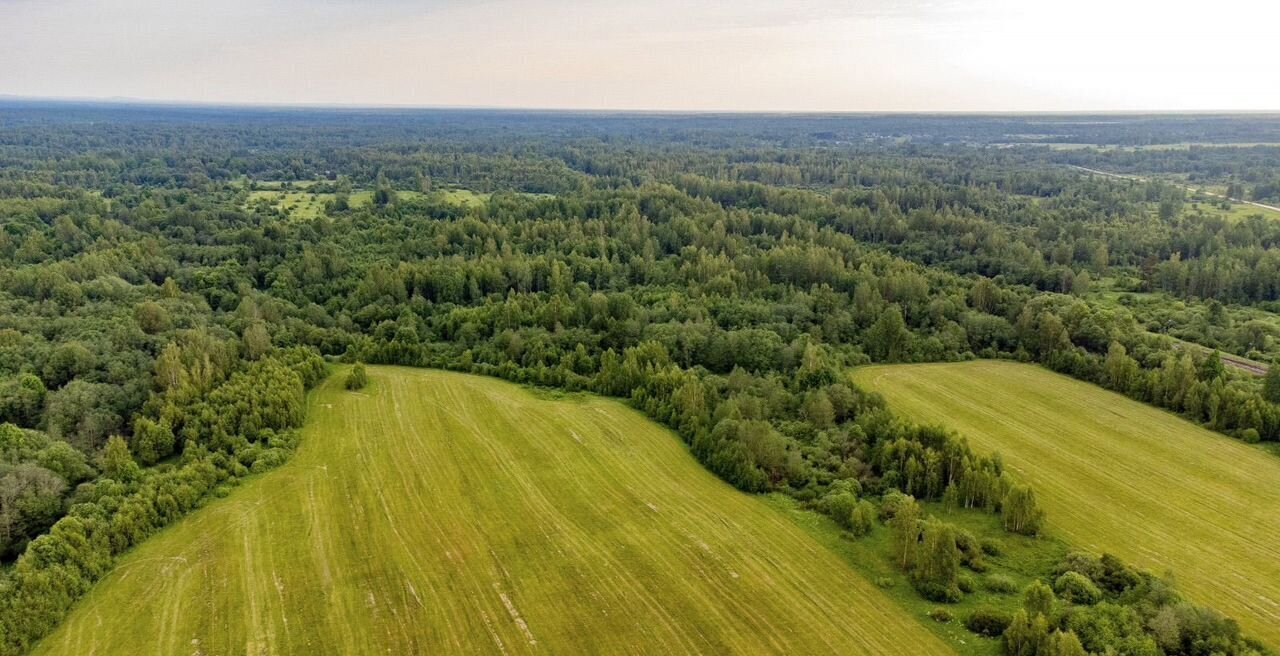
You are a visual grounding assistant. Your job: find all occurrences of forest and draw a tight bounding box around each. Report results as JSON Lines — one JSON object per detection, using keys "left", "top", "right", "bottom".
{"left": 1, "top": 102, "right": 1278, "bottom": 655}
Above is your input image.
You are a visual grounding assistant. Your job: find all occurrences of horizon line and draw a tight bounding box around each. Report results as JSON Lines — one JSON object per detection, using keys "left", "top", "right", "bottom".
{"left": 3, "top": 94, "right": 1280, "bottom": 117}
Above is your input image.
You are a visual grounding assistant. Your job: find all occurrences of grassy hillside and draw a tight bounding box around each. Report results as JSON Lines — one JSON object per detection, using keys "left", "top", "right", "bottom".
{"left": 852, "top": 360, "right": 1280, "bottom": 648}
{"left": 34, "top": 367, "right": 950, "bottom": 656}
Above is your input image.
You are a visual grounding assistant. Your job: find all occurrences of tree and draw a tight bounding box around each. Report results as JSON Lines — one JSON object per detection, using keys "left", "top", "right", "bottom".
{"left": 1263, "top": 366, "right": 1280, "bottom": 404}
{"left": 1054, "top": 571, "right": 1101, "bottom": 605}
{"left": 970, "top": 278, "right": 998, "bottom": 313}
{"left": 243, "top": 322, "right": 272, "bottom": 360}
{"left": 0, "top": 423, "right": 24, "bottom": 458}
{"left": 1103, "top": 342, "right": 1139, "bottom": 393}
{"left": 1024, "top": 580, "right": 1056, "bottom": 618}
{"left": 134, "top": 301, "right": 171, "bottom": 334}
{"left": 132, "top": 417, "right": 176, "bottom": 465}
{"left": 1003, "top": 484, "right": 1044, "bottom": 535}
{"left": 888, "top": 492, "right": 922, "bottom": 569}
{"left": 1046, "top": 630, "right": 1087, "bottom": 656}
{"left": 1003, "top": 609, "right": 1049, "bottom": 656}
{"left": 866, "top": 305, "right": 910, "bottom": 362}
{"left": 911, "top": 518, "right": 962, "bottom": 602}
{"left": 849, "top": 500, "right": 876, "bottom": 537}
{"left": 1199, "top": 351, "right": 1225, "bottom": 381}
{"left": 100, "top": 435, "right": 140, "bottom": 482}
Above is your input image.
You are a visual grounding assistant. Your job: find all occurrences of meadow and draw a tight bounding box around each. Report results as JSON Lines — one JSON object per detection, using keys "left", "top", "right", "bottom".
{"left": 853, "top": 361, "right": 1280, "bottom": 648}
{"left": 32, "top": 367, "right": 950, "bottom": 656}
{"left": 244, "top": 185, "right": 486, "bottom": 219}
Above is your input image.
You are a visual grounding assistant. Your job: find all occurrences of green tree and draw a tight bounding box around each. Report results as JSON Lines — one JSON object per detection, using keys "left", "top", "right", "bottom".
{"left": 1003, "top": 484, "right": 1044, "bottom": 535}
{"left": 866, "top": 305, "right": 910, "bottom": 362}
{"left": 911, "top": 518, "right": 962, "bottom": 602}
{"left": 1023, "top": 580, "right": 1056, "bottom": 618}
{"left": 1263, "top": 366, "right": 1280, "bottom": 404}
{"left": 1003, "top": 609, "right": 1050, "bottom": 656}
{"left": 243, "top": 322, "right": 273, "bottom": 360}
{"left": 134, "top": 301, "right": 171, "bottom": 334}
{"left": 101, "top": 435, "right": 140, "bottom": 482}
{"left": 887, "top": 492, "right": 922, "bottom": 569}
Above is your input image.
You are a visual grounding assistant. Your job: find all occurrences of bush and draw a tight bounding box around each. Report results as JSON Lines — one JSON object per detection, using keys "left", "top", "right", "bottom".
{"left": 927, "top": 607, "right": 953, "bottom": 623}
{"left": 985, "top": 573, "right": 1019, "bottom": 594}
{"left": 966, "top": 608, "right": 1014, "bottom": 637}
{"left": 916, "top": 581, "right": 962, "bottom": 603}
{"left": 958, "top": 572, "right": 977, "bottom": 594}
{"left": 1054, "top": 571, "right": 1103, "bottom": 605}
{"left": 345, "top": 363, "right": 369, "bottom": 390}
{"left": 848, "top": 499, "right": 877, "bottom": 537}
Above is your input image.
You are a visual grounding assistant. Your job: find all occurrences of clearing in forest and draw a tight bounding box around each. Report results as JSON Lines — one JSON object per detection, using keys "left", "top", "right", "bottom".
{"left": 34, "top": 366, "right": 949, "bottom": 656}
{"left": 853, "top": 360, "right": 1280, "bottom": 649}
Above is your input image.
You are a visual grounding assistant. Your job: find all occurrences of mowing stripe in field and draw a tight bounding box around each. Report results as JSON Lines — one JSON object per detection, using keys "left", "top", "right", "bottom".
{"left": 34, "top": 366, "right": 950, "bottom": 655}
{"left": 853, "top": 360, "right": 1280, "bottom": 649}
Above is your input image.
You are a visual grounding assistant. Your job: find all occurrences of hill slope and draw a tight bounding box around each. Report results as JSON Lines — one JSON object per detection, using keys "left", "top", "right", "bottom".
{"left": 853, "top": 360, "right": 1280, "bottom": 648}
{"left": 34, "top": 366, "right": 949, "bottom": 656}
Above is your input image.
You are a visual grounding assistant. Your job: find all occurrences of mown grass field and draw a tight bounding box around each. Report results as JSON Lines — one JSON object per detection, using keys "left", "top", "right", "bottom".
{"left": 852, "top": 361, "right": 1280, "bottom": 648}
{"left": 34, "top": 367, "right": 950, "bottom": 656}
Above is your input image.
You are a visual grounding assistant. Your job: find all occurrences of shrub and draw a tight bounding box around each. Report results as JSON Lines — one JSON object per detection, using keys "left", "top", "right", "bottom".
{"left": 966, "top": 608, "right": 1014, "bottom": 637}
{"left": 927, "top": 607, "right": 953, "bottom": 623}
{"left": 958, "top": 572, "right": 977, "bottom": 594}
{"left": 345, "top": 363, "right": 369, "bottom": 390}
{"left": 848, "top": 499, "right": 877, "bottom": 537}
{"left": 1054, "top": 571, "right": 1102, "bottom": 605}
{"left": 985, "top": 573, "right": 1019, "bottom": 594}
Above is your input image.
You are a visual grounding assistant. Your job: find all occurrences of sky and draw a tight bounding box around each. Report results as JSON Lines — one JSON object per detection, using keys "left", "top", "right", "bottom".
{"left": 2, "top": 0, "right": 1278, "bottom": 112}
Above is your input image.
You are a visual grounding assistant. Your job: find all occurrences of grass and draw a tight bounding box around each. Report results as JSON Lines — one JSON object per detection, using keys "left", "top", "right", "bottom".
{"left": 244, "top": 184, "right": 490, "bottom": 220}
{"left": 34, "top": 366, "right": 950, "bottom": 656}
{"left": 852, "top": 361, "right": 1280, "bottom": 649}
{"left": 766, "top": 495, "right": 1068, "bottom": 656}
{"left": 1186, "top": 198, "right": 1280, "bottom": 222}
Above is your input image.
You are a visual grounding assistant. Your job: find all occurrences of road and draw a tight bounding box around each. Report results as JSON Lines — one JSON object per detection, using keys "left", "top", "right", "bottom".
{"left": 1070, "top": 165, "right": 1280, "bottom": 213}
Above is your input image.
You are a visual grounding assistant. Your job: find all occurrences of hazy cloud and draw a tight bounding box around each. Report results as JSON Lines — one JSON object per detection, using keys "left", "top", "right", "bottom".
{"left": 1, "top": 0, "right": 1276, "bottom": 110}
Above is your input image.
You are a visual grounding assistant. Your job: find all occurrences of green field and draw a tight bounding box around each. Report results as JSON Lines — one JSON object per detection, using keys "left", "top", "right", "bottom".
{"left": 244, "top": 185, "right": 486, "bottom": 219}
{"left": 34, "top": 367, "right": 949, "bottom": 656}
{"left": 853, "top": 361, "right": 1280, "bottom": 648}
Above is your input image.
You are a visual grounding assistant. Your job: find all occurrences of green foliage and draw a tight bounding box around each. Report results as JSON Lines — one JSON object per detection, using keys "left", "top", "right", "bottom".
{"left": 99, "top": 437, "right": 139, "bottom": 483}
{"left": 1053, "top": 572, "right": 1102, "bottom": 605}
{"left": 966, "top": 608, "right": 1014, "bottom": 637}
{"left": 1023, "top": 580, "right": 1056, "bottom": 618}
{"left": 984, "top": 574, "right": 1019, "bottom": 594}
{"left": 345, "top": 363, "right": 369, "bottom": 391}
{"left": 1001, "top": 484, "right": 1044, "bottom": 536}
{"left": 0, "top": 108, "right": 1272, "bottom": 654}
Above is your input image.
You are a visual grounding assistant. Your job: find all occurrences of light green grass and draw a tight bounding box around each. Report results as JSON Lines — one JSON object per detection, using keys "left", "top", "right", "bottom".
{"left": 853, "top": 361, "right": 1280, "bottom": 649}
{"left": 767, "top": 495, "right": 1067, "bottom": 656}
{"left": 34, "top": 367, "right": 950, "bottom": 656}
{"left": 245, "top": 188, "right": 437, "bottom": 219}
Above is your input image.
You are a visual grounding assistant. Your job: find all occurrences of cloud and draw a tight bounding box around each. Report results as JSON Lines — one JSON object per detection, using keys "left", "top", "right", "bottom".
{"left": 1, "top": 0, "right": 1276, "bottom": 110}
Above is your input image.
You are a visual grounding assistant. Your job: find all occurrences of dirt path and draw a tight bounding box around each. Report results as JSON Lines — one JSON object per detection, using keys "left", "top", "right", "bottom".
{"left": 1168, "top": 339, "right": 1269, "bottom": 376}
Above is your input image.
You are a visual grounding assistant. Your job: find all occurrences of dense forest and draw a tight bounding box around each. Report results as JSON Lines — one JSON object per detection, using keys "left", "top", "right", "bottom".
{"left": 1, "top": 103, "right": 1277, "bottom": 655}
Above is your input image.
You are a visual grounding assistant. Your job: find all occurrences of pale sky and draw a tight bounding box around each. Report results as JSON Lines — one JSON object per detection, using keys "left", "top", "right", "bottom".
{"left": 2, "top": 0, "right": 1277, "bottom": 111}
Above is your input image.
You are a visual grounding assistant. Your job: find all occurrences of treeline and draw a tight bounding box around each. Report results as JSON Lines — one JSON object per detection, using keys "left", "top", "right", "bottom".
{"left": 0, "top": 347, "right": 325, "bottom": 655}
